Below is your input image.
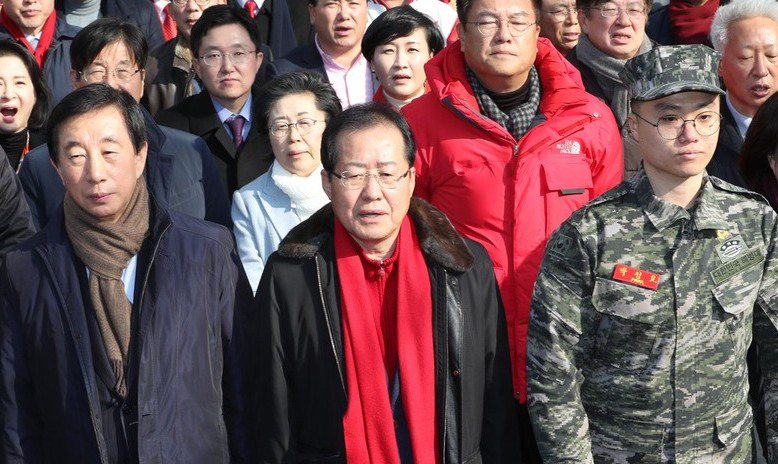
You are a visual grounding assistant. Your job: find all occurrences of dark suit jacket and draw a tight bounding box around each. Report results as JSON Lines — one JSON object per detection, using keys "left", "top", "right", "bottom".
{"left": 156, "top": 91, "right": 274, "bottom": 195}
{"left": 707, "top": 99, "right": 747, "bottom": 188}
{"left": 0, "top": 151, "right": 34, "bottom": 255}
{"left": 56, "top": 0, "right": 165, "bottom": 50}
{"left": 18, "top": 109, "right": 231, "bottom": 229}
{"left": 228, "top": 0, "right": 297, "bottom": 61}
{"left": 273, "top": 43, "right": 326, "bottom": 77}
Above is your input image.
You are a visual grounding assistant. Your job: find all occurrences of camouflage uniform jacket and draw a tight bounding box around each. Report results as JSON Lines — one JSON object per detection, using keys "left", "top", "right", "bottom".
{"left": 527, "top": 167, "right": 778, "bottom": 463}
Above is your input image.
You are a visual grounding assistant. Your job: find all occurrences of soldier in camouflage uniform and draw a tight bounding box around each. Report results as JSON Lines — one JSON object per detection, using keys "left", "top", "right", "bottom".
{"left": 526, "top": 44, "right": 778, "bottom": 463}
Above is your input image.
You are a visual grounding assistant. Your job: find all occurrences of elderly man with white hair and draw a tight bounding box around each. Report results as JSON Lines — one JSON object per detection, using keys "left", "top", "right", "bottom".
{"left": 707, "top": 0, "right": 778, "bottom": 187}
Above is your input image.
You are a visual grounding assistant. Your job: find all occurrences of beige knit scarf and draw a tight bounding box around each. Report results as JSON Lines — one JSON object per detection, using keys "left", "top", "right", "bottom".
{"left": 64, "top": 179, "right": 150, "bottom": 397}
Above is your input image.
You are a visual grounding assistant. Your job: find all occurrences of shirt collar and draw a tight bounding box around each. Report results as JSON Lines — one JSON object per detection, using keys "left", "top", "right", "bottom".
{"left": 632, "top": 166, "right": 730, "bottom": 232}
{"left": 212, "top": 92, "right": 253, "bottom": 125}
{"left": 314, "top": 34, "right": 366, "bottom": 71}
{"left": 725, "top": 93, "right": 752, "bottom": 139}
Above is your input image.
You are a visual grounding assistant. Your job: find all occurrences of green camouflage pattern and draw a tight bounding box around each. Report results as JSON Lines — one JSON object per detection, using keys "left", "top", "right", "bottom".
{"left": 527, "top": 167, "right": 778, "bottom": 463}
{"left": 620, "top": 45, "right": 725, "bottom": 101}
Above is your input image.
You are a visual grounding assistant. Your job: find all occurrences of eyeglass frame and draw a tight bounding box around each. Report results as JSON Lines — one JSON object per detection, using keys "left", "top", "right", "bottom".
{"left": 77, "top": 66, "right": 141, "bottom": 84}
{"left": 541, "top": 6, "right": 578, "bottom": 23}
{"left": 197, "top": 49, "right": 258, "bottom": 67}
{"left": 461, "top": 17, "right": 538, "bottom": 37}
{"left": 269, "top": 118, "right": 325, "bottom": 137}
{"left": 330, "top": 168, "right": 413, "bottom": 190}
{"left": 632, "top": 111, "right": 722, "bottom": 140}
{"left": 170, "top": 0, "right": 213, "bottom": 6}
{"left": 586, "top": 3, "right": 647, "bottom": 18}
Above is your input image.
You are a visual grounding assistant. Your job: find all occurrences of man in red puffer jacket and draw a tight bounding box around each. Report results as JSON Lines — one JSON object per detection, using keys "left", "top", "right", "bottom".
{"left": 402, "top": 0, "right": 623, "bottom": 459}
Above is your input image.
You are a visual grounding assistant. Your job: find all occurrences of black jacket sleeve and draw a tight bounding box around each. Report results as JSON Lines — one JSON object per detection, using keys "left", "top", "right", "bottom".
{"left": 0, "top": 154, "right": 34, "bottom": 255}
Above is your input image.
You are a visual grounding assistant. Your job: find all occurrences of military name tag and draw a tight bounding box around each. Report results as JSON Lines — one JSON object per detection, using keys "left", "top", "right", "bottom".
{"left": 710, "top": 248, "right": 764, "bottom": 285}
{"left": 612, "top": 264, "right": 661, "bottom": 291}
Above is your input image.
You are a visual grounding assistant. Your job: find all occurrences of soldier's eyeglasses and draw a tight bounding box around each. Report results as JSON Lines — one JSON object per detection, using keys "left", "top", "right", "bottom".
{"left": 633, "top": 111, "right": 722, "bottom": 140}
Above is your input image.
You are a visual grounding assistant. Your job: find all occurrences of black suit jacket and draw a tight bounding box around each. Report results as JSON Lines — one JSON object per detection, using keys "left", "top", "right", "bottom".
{"left": 156, "top": 91, "right": 273, "bottom": 195}
{"left": 57, "top": 0, "right": 165, "bottom": 50}
{"left": 228, "top": 0, "right": 297, "bottom": 61}
{"left": 273, "top": 43, "right": 326, "bottom": 77}
{"left": 707, "top": 99, "right": 747, "bottom": 188}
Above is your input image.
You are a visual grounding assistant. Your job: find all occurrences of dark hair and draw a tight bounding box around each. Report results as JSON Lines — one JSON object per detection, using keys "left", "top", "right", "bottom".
{"left": 321, "top": 103, "right": 415, "bottom": 173}
{"left": 0, "top": 40, "right": 50, "bottom": 130}
{"left": 577, "top": 0, "right": 652, "bottom": 19}
{"left": 259, "top": 71, "right": 342, "bottom": 133}
{"left": 190, "top": 5, "right": 260, "bottom": 58}
{"left": 47, "top": 84, "right": 147, "bottom": 163}
{"left": 742, "top": 92, "right": 778, "bottom": 210}
{"left": 458, "top": 0, "right": 541, "bottom": 24}
{"left": 70, "top": 19, "right": 148, "bottom": 72}
{"left": 361, "top": 6, "right": 445, "bottom": 62}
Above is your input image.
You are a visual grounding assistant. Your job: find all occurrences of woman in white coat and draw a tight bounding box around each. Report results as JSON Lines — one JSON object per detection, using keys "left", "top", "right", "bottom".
{"left": 232, "top": 71, "right": 342, "bottom": 292}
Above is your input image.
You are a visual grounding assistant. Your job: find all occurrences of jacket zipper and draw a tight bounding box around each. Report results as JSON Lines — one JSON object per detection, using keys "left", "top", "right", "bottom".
{"left": 315, "top": 255, "right": 347, "bottom": 395}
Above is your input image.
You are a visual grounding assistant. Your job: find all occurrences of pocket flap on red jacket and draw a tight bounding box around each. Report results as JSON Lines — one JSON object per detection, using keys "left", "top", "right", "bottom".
{"left": 542, "top": 158, "right": 593, "bottom": 193}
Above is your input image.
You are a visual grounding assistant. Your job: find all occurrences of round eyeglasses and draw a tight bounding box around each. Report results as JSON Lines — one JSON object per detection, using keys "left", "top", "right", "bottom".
{"left": 587, "top": 4, "right": 645, "bottom": 18}
{"left": 198, "top": 49, "right": 256, "bottom": 67}
{"left": 78, "top": 66, "right": 140, "bottom": 84}
{"left": 269, "top": 118, "right": 323, "bottom": 137}
{"left": 633, "top": 111, "right": 722, "bottom": 140}
{"left": 542, "top": 6, "right": 577, "bottom": 23}
{"left": 463, "top": 18, "right": 537, "bottom": 37}
{"left": 331, "top": 169, "right": 412, "bottom": 190}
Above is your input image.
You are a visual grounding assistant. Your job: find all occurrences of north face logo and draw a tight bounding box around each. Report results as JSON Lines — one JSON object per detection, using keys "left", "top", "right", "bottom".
{"left": 556, "top": 139, "right": 581, "bottom": 155}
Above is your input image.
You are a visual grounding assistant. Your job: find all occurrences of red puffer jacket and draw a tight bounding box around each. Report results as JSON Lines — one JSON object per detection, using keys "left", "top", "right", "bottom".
{"left": 403, "top": 38, "right": 623, "bottom": 402}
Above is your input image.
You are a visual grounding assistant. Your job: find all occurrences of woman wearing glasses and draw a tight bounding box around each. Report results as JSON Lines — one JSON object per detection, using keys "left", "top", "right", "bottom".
{"left": 232, "top": 71, "right": 341, "bottom": 293}
{"left": 539, "top": 0, "right": 580, "bottom": 53}
{"left": 566, "top": 0, "right": 654, "bottom": 179}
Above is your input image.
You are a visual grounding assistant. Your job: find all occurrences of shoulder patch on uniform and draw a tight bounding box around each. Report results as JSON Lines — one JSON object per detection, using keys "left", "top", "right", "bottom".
{"left": 548, "top": 232, "right": 576, "bottom": 259}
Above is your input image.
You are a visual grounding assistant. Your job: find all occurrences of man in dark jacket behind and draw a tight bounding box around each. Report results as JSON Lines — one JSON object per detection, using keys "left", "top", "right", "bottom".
{"left": 0, "top": 84, "right": 255, "bottom": 463}
{"left": 0, "top": 151, "right": 34, "bottom": 255}
{"left": 256, "top": 103, "right": 520, "bottom": 463}
{"left": 55, "top": 0, "right": 166, "bottom": 50}
{"left": 0, "top": 0, "right": 80, "bottom": 105}
{"left": 18, "top": 19, "right": 231, "bottom": 229}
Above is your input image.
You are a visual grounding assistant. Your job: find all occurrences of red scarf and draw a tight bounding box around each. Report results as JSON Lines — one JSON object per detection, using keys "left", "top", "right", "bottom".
{"left": 668, "top": 0, "right": 719, "bottom": 46}
{"left": 0, "top": 9, "right": 57, "bottom": 68}
{"left": 335, "top": 216, "right": 437, "bottom": 464}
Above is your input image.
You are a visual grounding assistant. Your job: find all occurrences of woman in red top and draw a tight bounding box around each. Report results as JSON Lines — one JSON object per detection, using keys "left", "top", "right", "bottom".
{"left": 362, "top": 6, "right": 444, "bottom": 109}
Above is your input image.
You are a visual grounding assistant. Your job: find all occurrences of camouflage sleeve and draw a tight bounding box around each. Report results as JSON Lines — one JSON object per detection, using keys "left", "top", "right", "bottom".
{"left": 756, "top": 210, "right": 778, "bottom": 462}
{"left": 526, "top": 221, "right": 597, "bottom": 463}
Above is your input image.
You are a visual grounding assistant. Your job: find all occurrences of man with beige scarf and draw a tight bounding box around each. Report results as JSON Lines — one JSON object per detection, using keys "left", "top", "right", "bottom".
{"left": 0, "top": 84, "right": 256, "bottom": 463}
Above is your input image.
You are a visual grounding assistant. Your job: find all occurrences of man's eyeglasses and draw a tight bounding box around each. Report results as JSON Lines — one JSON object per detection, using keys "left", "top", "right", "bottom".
{"left": 587, "top": 3, "right": 646, "bottom": 18}
{"left": 633, "top": 111, "right": 722, "bottom": 140}
{"left": 198, "top": 49, "right": 256, "bottom": 67}
{"left": 331, "top": 169, "right": 412, "bottom": 190}
{"left": 170, "top": 0, "right": 213, "bottom": 6}
{"left": 269, "top": 118, "right": 323, "bottom": 137}
{"left": 541, "top": 6, "right": 577, "bottom": 23}
{"left": 463, "top": 17, "right": 537, "bottom": 37}
{"left": 78, "top": 67, "right": 140, "bottom": 84}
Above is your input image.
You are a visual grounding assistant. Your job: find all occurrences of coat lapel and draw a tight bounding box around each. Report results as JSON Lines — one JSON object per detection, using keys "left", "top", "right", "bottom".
{"left": 189, "top": 92, "right": 238, "bottom": 158}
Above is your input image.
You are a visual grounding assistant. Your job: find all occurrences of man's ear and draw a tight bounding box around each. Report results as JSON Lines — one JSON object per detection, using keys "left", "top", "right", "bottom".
{"left": 626, "top": 113, "right": 639, "bottom": 142}
{"left": 321, "top": 170, "right": 332, "bottom": 200}
{"left": 69, "top": 69, "right": 80, "bottom": 89}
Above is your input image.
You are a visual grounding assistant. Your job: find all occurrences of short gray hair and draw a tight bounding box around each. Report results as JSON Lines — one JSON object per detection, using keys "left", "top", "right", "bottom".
{"left": 710, "top": 0, "right": 778, "bottom": 53}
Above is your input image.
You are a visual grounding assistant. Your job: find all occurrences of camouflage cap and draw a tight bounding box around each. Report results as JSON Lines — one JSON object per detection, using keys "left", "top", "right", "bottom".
{"left": 619, "top": 44, "right": 724, "bottom": 101}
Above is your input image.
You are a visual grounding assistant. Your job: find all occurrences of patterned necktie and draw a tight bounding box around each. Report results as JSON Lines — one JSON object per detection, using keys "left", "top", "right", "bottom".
{"left": 162, "top": 4, "right": 177, "bottom": 41}
{"left": 245, "top": 0, "right": 259, "bottom": 18}
{"left": 226, "top": 115, "right": 246, "bottom": 150}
